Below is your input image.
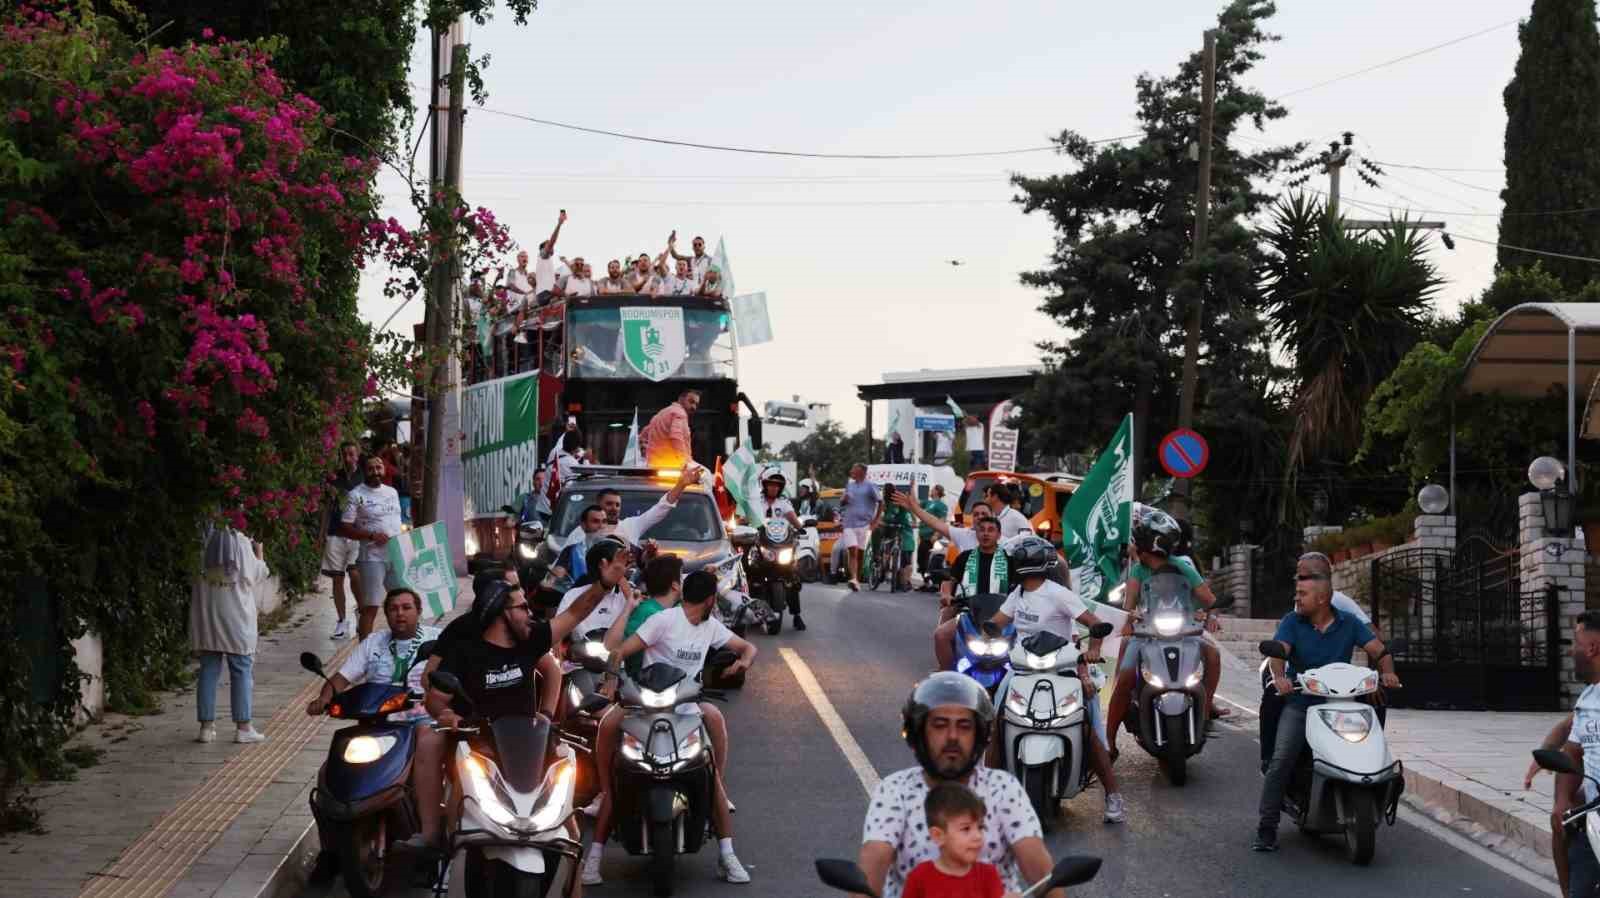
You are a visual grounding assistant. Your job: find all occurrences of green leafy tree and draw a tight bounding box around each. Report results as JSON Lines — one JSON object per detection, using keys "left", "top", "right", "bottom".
{"left": 1012, "top": 0, "right": 1298, "bottom": 542}
{"left": 1498, "top": 0, "right": 1600, "bottom": 292}
{"left": 778, "top": 421, "right": 870, "bottom": 487}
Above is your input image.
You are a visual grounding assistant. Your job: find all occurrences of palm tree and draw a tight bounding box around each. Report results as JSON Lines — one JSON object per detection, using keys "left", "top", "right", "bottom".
{"left": 1260, "top": 193, "right": 1443, "bottom": 476}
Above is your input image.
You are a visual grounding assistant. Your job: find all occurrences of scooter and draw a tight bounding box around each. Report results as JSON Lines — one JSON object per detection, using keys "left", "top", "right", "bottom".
{"left": 950, "top": 590, "right": 1016, "bottom": 698}
{"left": 607, "top": 657, "right": 733, "bottom": 897}
{"left": 500, "top": 504, "right": 547, "bottom": 566}
{"left": 300, "top": 651, "right": 427, "bottom": 898}
{"left": 1124, "top": 572, "right": 1234, "bottom": 786}
{"left": 814, "top": 854, "right": 1103, "bottom": 897}
{"left": 736, "top": 518, "right": 803, "bottom": 636}
{"left": 1258, "top": 640, "right": 1405, "bottom": 865}
{"left": 1532, "top": 748, "right": 1600, "bottom": 860}
{"left": 559, "top": 628, "right": 614, "bottom": 812}
{"left": 796, "top": 516, "right": 821, "bottom": 583}
{"left": 427, "top": 670, "right": 582, "bottom": 897}
{"left": 999, "top": 622, "right": 1116, "bottom": 821}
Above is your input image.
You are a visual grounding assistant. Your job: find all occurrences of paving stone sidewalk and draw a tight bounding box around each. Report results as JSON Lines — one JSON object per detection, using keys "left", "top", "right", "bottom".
{"left": 0, "top": 575, "right": 464, "bottom": 898}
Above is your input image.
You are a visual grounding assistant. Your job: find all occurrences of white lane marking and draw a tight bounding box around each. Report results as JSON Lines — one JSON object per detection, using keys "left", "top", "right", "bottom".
{"left": 1215, "top": 692, "right": 1259, "bottom": 718}
{"left": 779, "top": 647, "right": 881, "bottom": 794}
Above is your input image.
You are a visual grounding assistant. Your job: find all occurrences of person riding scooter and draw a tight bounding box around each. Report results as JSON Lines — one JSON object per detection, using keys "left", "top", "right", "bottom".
{"left": 583, "top": 569, "right": 758, "bottom": 886}
{"left": 986, "top": 537, "right": 1126, "bottom": 824}
{"left": 744, "top": 466, "right": 807, "bottom": 630}
{"left": 933, "top": 515, "right": 1008, "bottom": 668}
{"left": 856, "top": 672, "right": 1067, "bottom": 898}
{"left": 1103, "top": 507, "right": 1225, "bottom": 759}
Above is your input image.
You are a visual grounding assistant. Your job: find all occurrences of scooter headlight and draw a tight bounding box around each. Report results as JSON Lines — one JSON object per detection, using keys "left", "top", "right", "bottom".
{"left": 1025, "top": 650, "right": 1059, "bottom": 671}
{"left": 1153, "top": 612, "right": 1184, "bottom": 636}
{"left": 524, "top": 758, "right": 576, "bottom": 831}
{"left": 580, "top": 640, "right": 607, "bottom": 660}
{"left": 966, "top": 638, "right": 989, "bottom": 656}
{"left": 776, "top": 547, "right": 794, "bottom": 565}
{"left": 1303, "top": 677, "right": 1330, "bottom": 696}
{"left": 1141, "top": 665, "right": 1165, "bottom": 689}
{"left": 343, "top": 734, "right": 397, "bottom": 764}
{"left": 676, "top": 728, "right": 704, "bottom": 761}
{"left": 620, "top": 731, "right": 646, "bottom": 763}
{"left": 1318, "top": 708, "right": 1374, "bottom": 743}
{"left": 1185, "top": 661, "right": 1205, "bottom": 689}
{"left": 464, "top": 754, "right": 517, "bottom": 827}
{"left": 640, "top": 684, "right": 678, "bottom": 709}
{"left": 1054, "top": 691, "right": 1081, "bottom": 718}
{"left": 566, "top": 681, "right": 583, "bottom": 709}
{"left": 517, "top": 542, "right": 536, "bottom": 560}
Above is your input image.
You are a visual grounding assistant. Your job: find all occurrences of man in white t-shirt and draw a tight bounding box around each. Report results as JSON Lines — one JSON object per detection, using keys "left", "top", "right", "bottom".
{"left": 964, "top": 415, "right": 987, "bottom": 469}
{"left": 337, "top": 455, "right": 403, "bottom": 639}
{"left": 988, "top": 538, "right": 1125, "bottom": 824}
{"left": 859, "top": 673, "right": 1061, "bottom": 898}
{"left": 555, "top": 539, "right": 636, "bottom": 638}
{"left": 985, "top": 483, "right": 1033, "bottom": 540}
{"left": 668, "top": 232, "right": 714, "bottom": 287}
{"left": 660, "top": 258, "right": 697, "bottom": 296}
{"left": 584, "top": 570, "right": 758, "bottom": 886}
{"left": 306, "top": 588, "right": 441, "bottom": 719}
{"left": 534, "top": 210, "right": 566, "bottom": 303}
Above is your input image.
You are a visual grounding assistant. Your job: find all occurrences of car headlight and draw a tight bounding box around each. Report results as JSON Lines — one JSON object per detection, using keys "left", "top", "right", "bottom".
{"left": 776, "top": 547, "right": 794, "bottom": 565}
{"left": 464, "top": 754, "right": 517, "bottom": 826}
{"left": 640, "top": 684, "right": 678, "bottom": 709}
{"left": 343, "top": 734, "right": 397, "bottom": 764}
{"left": 524, "top": 758, "right": 576, "bottom": 831}
{"left": 1141, "top": 665, "right": 1164, "bottom": 689}
{"left": 1153, "top": 613, "right": 1184, "bottom": 636}
{"left": 1318, "top": 708, "right": 1373, "bottom": 743}
{"left": 1025, "top": 650, "right": 1058, "bottom": 671}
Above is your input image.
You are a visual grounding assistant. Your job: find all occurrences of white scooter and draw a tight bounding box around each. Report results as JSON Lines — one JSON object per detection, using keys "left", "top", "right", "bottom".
{"left": 1531, "top": 748, "right": 1600, "bottom": 855}
{"left": 998, "top": 622, "right": 1116, "bottom": 822}
{"left": 1258, "top": 641, "right": 1406, "bottom": 865}
{"left": 795, "top": 516, "right": 821, "bottom": 583}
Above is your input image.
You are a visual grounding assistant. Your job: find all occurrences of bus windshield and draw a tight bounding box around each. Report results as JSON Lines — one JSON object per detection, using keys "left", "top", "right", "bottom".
{"left": 568, "top": 304, "right": 735, "bottom": 381}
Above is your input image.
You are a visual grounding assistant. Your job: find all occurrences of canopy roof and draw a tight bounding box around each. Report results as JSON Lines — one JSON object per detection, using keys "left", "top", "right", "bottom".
{"left": 1460, "top": 302, "right": 1600, "bottom": 401}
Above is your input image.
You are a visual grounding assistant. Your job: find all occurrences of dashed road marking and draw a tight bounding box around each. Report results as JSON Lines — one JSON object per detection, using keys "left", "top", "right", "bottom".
{"left": 779, "top": 647, "right": 881, "bottom": 795}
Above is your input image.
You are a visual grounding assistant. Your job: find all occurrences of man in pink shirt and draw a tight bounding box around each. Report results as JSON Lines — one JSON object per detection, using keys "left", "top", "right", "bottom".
{"left": 640, "top": 389, "right": 700, "bottom": 468}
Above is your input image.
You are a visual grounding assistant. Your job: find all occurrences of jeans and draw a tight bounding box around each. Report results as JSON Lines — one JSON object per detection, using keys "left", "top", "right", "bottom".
{"left": 1572, "top": 827, "right": 1600, "bottom": 897}
{"left": 1260, "top": 687, "right": 1284, "bottom": 769}
{"left": 197, "top": 652, "right": 254, "bottom": 724}
{"left": 1258, "top": 704, "right": 1308, "bottom": 831}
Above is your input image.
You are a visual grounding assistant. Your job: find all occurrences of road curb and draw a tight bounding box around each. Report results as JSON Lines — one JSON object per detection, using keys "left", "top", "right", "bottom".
{"left": 254, "top": 818, "right": 320, "bottom": 898}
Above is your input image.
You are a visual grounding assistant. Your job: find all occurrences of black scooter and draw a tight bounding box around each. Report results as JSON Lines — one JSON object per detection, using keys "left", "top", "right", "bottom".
{"left": 735, "top": 519, "right": 802, "bottom": 636}
{"left": 814, "top": 854, "right": 1103, "bottom": 897}
{"left": 301, "top": 650, "right": 430, "bottom": 898}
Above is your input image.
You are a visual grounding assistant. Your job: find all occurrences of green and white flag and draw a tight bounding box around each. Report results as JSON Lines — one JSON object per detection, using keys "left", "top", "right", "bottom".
{"left": 622, "top": 407, "right": 643, "bottom": 466}
{"left": 944, "top": 395, "right": 965, "bottom": 419}
{"left": 714, "top": 237, "right": 736, "bottom": 300}
{"left": 387, "top": 522, "right": 460, "bottom": 619}
{"left": 1062, "top": 413, "right": 1134, "bottom": 605}
{"left": 721, "top": 446, "right": 761, "bottom": 522}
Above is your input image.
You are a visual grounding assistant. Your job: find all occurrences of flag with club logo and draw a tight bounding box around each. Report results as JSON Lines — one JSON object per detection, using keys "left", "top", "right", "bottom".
{"left": 386, "top": 522, "right": 460, "bottom": 619}
{"left": 622, "top": 407, "right": 643, "bottom": 466}
{"left": 721, "top": 446, "right": 761, "bottom": 522}
{"left": 1062, "top": 413, "right": 1134, "bottom": 607}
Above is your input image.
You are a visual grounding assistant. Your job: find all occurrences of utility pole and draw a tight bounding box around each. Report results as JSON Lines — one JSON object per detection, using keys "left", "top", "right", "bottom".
{"left": 1171, "top": 29, "right": 1215, "bottom": 521}
{"left": 418, "top": 33, "right": 467, "bottom": 528}
{"left": 1318, "top": 131, "right": 1449, "bottom": 235}
{"left": 1322, "top": 136, "right": 1353, "bottom": 219}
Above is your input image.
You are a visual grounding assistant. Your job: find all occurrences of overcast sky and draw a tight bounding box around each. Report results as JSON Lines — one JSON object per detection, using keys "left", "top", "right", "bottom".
{"left": 358, "top": 1, "right": 1529, "bottom": 432}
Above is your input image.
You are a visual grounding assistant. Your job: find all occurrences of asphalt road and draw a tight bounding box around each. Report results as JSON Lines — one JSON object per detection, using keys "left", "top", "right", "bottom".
{"left": 301, "top": 582, "right": 1554, "bottom": 897}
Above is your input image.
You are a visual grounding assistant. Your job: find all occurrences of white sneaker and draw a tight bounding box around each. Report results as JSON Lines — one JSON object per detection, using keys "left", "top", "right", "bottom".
{"left": 332, "top": 619, "right": 350, "bottom": 640}
{"left": 1104, "top": 792, "right": 1126, "bottom": 824}
{"left": 579, "top": 851, "right": 603, "bottom": 886}
{"left": 234, "top": 727, "right": 266, "bottom": 744}
{"left": 717, "top": 853, "right": 751, "bottom": 884}
{"left": 196, "top": 722, "right": 217, "bottom": 743}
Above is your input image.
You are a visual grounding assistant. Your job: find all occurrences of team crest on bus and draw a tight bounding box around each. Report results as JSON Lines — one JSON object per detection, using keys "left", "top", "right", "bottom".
{"left": 620, "top": 307, "right": 687, "bottom": 382}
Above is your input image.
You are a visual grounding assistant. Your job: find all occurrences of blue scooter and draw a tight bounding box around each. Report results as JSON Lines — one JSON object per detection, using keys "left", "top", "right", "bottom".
{"left": 950, "top": 591, "right": 1016, "bottom": 697}
{"left": 300, "top": 650, "right": 429, "bottom": 898}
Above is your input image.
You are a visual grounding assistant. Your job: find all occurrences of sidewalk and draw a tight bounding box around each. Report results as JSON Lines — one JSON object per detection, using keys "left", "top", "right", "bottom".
{"left": 0, "top": 575, "right": 465, "bottom": 898}
{"left": 1209, "top": 622, "right": 1565, "bottom": 877}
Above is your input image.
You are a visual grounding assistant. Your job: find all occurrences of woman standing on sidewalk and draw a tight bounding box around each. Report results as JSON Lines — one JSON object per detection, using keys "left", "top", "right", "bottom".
{"left": 190, "top": 522, "right": 270, "bottom": 744}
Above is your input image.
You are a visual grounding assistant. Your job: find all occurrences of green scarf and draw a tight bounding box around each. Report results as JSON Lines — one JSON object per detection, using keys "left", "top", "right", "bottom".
{"left": 963, "top": 547, "right": 1008, "bottom": 595}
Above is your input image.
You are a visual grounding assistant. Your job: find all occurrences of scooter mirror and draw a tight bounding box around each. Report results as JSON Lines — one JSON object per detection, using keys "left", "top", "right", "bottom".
{"left": 500, "top": 504, "right": 517, "bottom": 516}
{"left": 1210, "top": 594, "right": 1236, "bottom": 612}
{"left": 729, "top": 526, "right": 759, "bottom": 548}
{"left": 1087, "top": 622, "right": 1115, "bottom": 640}
{"left": 1534, "top": 748, "right": 1581, "bottom": 776}
{"left": 299, "top": 652, "right": 325, "bottom": 677}
{"left": 1258, "top": 640, "right": 1289, "bottom": 661}
{"left": 815, "top": 859, "right": 877, "bottom": 897}
{"left": 802, "top": 517, "right": 818, "bottom": 528}
{"left": 1042, "top": 855, "right": 1102, "bottom": 890}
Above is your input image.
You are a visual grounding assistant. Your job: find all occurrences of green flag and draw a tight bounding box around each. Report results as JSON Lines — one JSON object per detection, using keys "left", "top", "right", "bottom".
{"left": 944, "top": 395, "right": 965, "bottom": 419}
{"left": 721, "top": 447, "right": 761, "bottom": 522}
{"left": 1062, "top": 413, "right": 1134, "bottom": 604}
{"left": 386, "top": 522, "right": 460, "bottom": 619}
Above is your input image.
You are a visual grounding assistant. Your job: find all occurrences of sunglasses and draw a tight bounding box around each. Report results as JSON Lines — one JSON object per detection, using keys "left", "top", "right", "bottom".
{"left": 1295, "top": 574, "right": 1329, "bottom": 582}
{"left": 505, "top": 602, "right": 531, "bottom": 613}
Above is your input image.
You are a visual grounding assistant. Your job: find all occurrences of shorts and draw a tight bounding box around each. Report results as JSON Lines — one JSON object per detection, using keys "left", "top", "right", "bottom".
{"left": 321, "top": 535, "right": 360, "bottom": 576}
{"left": 353, "top": 559, "right": 393, "bottom": 608}
{"left": 838, "top": 527, "right": 871, "bottom": 551}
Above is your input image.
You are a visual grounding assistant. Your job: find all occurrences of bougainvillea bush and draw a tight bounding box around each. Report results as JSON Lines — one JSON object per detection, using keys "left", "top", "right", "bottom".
{"left": 0, "top": 4, "right": 397, "bottom": 802}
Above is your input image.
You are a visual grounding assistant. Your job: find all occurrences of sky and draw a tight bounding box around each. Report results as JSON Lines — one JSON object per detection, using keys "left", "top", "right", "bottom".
{"left": 357, "top": 0, "right": 1530, "bottom": 433}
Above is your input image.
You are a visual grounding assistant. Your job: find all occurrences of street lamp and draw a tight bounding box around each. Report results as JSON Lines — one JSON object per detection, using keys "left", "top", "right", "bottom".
{"left": 1417, "top": 484, "right": 1449, "bottom": 515}
{"left": 1529, "top": 456, "right": 1577, "bottom": 537}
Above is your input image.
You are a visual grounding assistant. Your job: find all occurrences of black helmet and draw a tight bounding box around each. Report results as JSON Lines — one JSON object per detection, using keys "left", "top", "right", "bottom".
{"left": 471, "top": 579, "right": 513, "bottom": 627}
{"left": 585, "top": 534, "right": 627, "bottom": 572}
{"left": 1132, "top": 505, "right": 1181, "bottom": 558}
{"left": 900, "top": 672, "right": 995, "bottom": 780}
{"left": 1007, "top": 536, "right": 1058, "bottom": 578}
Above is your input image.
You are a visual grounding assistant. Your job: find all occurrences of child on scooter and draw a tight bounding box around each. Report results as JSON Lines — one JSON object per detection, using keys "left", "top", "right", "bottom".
{"left": 902, "top": 784, "right": 1021, "bottom": 898}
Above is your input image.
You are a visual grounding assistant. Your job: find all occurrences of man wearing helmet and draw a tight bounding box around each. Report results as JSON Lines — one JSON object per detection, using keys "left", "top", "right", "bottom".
{"left": 1103, "top": 506, "right": 1225, "bottom": 757}
{"left": 859, "top": 672, "right": 1064, "bottom": 898}
{"left": 744, "top": 465, "right": 807, "bottom": 630}
{"left": 985, "top": 537, "right": 1128, "bottom": 823}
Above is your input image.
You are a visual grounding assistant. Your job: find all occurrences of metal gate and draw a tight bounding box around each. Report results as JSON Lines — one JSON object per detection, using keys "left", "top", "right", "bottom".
{"left": 1370, "top": 540, "right": 1560, "bottom": 711}
{"left": 1249, "top": 530, "right": 1304, "bottom": 621}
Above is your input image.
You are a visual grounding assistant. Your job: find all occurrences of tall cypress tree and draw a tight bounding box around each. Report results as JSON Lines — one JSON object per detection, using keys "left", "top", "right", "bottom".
{"left": 1499, "top": 0, "right": 1600, "bottom": 289}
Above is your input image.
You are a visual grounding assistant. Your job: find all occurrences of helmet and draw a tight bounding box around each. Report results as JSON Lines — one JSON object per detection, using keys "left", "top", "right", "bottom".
{"left": 585, "top": 535, "right": 628, "bottom": 572}
{"left": 900, "top": 672, "right": 995, "bottom": 780}
{"left": 471, "top": 579, "right": 513, "bottom": 627}
{"left": 1007, "top": 536, "right": 1058, "bottom": 578}
{"left": 1132, "top": 506, "right": 1181, "bottom": 558}
{"left": 759, "top": 465, "right": 787, "bottom": 489}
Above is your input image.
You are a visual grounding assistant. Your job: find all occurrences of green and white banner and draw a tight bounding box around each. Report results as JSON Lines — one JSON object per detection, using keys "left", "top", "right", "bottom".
{"left": 462, "top": 370, "right": 540, "bottom": 521}
{"left": 1062, "top": 413, "right": 1134, "bottom": 605}
{"left": 386, "top": 522, "right": 460, "bottom": 619}
{"left": 721, "top": 447, "right": 761, "bottom": 522}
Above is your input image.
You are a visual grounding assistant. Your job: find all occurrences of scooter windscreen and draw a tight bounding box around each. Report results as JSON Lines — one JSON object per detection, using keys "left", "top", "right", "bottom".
{"left": 965, "top": 593, "right": 1008, "bottom": 626}
{"left": 1139, "top": 571, "right": 1194, "bottom": 638}
{"left": 488, "top": 715, "right": 551, "bottom": 793}
{"left": 1021, "top": 630, "right": 1071, "bottom": 656}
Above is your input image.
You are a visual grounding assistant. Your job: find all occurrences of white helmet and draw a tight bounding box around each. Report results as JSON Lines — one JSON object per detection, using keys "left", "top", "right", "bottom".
{"left": 759, "top": 465, "right": 787, "bottom": 489}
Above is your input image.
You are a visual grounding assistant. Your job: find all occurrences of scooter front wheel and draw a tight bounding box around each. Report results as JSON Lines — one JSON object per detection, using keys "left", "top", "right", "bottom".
{"left": 1022, "top": 765, "right": 1057, "bottom": 823}
{"left": 649, "top": 819, "right": 677, "bottom": 897}
{"left": 337, "top": 815, "right": 388, "bottom": 898}
{"left": 1344, "top": 791, "right": 1377, "bottom": 866}
{"left": 765, "top": 585, "right": 787, "bottom": 635}
{"left": 1159, "top": 736, "right": 1188, "bottom": 787}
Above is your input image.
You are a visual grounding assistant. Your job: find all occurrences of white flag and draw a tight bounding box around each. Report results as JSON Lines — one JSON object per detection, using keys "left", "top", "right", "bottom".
{"left": 622, "top": 407, "right": 642, "bottom": 466}
{"left": 714, "top": 237, "right": 736, "bottom": 300}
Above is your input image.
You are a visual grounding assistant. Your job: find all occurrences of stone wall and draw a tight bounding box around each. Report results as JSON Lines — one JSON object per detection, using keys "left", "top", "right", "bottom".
{"left": 1519, "top": 492, "right": 1587, "bottom": 705}
{"left": 1209, "top": 545, "right": 1254, "bottom": 617}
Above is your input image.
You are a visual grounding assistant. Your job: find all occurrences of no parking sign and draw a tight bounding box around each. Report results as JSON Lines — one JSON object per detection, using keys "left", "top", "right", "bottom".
{"left": 1158, "top": 428, "right": 1209, "bottom": 479}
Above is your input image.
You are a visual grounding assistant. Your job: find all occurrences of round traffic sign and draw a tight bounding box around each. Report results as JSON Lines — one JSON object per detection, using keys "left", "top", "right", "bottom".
{"left": 1158, "top": 428, "right": 1210, "bottom": 479}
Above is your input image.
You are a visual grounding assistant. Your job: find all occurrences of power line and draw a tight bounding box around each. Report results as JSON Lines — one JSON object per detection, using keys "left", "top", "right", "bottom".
{"left": 1272, "top": 18, "right": 1519, "bottom": 101}
{"left": 1442, "top": 231, "right": 1600, "bottom": 265}
{"left": 473, "top": 105, "right": 1142, "bottom": 160}
{"left": 1372, "top": 160, "right": 1503, "bottom": 174}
